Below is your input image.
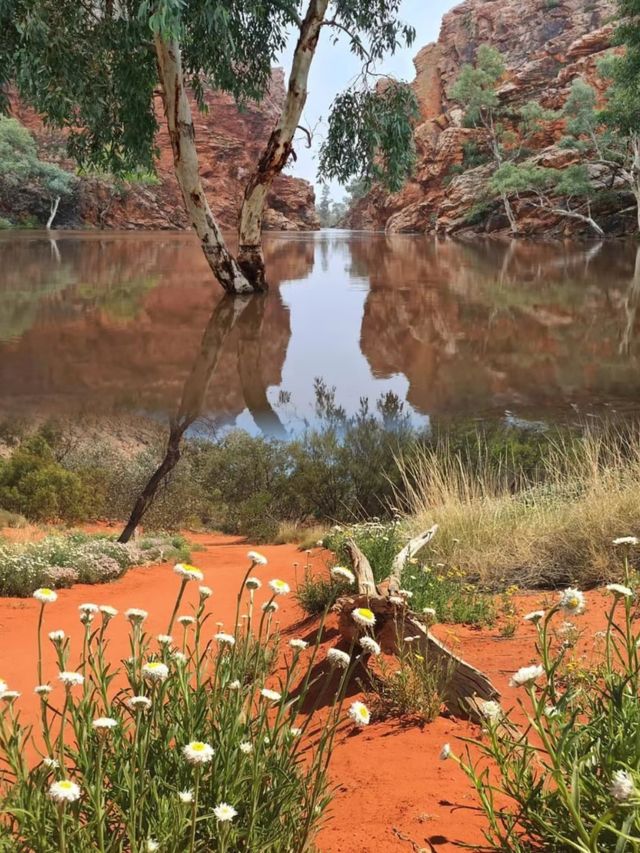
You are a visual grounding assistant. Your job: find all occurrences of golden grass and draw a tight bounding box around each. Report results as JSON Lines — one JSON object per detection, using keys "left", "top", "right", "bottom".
{"left": 399, "top": 427, "right": 640, "bottom": 589}
{"left": 272, "top": 521, "right": 328, "bottom": 551}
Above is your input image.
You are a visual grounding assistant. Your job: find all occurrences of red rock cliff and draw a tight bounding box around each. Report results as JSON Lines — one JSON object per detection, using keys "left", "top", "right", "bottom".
{"left": 9, "top": 69, "right": 319, "bottom": 232}
{"left": 345, "top": 0, "right": 624, "bottom": 236}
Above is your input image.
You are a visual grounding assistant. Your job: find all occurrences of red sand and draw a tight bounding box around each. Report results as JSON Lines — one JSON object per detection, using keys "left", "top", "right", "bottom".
{"left": 0, "top": 529, "right": 615, "bottom": 852}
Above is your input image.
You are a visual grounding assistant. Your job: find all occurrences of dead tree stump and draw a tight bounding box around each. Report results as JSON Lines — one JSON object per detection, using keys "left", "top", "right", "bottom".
{"left": 335, "top": 535, "right": 499, "bottom": 720}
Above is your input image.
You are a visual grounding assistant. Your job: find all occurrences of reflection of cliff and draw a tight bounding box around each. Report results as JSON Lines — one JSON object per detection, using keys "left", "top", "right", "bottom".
{"left": 356, "top": 238, "right": 640, "bottom": 415}
{"left": 0, "top": 234, "right": 314, "bottom": 421}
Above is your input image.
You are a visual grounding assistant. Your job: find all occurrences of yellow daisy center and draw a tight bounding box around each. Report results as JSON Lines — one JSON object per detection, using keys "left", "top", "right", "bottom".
{"left": 59, "top": 781, "right": 73, "bottom": 790}
{"left": 358, "top": 608, "right": 374, "bottom": 619}
{"left": 191, "top": 742, "right": 205, "bottom": 751}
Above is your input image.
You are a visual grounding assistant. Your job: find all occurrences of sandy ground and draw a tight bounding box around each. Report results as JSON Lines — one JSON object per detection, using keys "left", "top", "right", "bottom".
{"left": 0, "top": 527, "right": 616, "bottom": 852}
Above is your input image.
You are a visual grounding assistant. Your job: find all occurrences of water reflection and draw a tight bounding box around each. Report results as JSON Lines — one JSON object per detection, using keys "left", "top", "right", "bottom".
{"left": 0, "top": 231, "right": 639, "bottom": 435}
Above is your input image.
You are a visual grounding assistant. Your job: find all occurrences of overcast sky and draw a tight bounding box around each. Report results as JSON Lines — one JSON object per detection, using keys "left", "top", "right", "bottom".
{"left": 279, "top": 0, "right": 457, "bottom": 199}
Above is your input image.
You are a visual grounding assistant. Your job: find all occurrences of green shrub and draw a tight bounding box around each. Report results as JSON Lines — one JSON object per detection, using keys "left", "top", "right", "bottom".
{"left": 322, "top": 520, "right": 405, "bottom": 584}
{"left": 295, "top": 566, "right": 353, "bottom": 616}
{"left": 365, "top": 642, "right": 450, "bottom": 723}
{"left": 0, "top": 436, "right": 90, "bottom": 522}
{"left": 400, "top": 564, "right": 496, "bottom": 627}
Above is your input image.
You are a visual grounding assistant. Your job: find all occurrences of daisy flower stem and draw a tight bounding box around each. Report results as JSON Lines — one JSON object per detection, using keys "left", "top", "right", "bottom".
{"left": 95, "top": 742, "right": 106, "bottom": 853}
{"left": 188, "top": 767, "right": 201, "bottom": 853}
{"left": 57, "top": 692, "right": 69, "bottom": 767}
{"left": 36, "top": 603, "right": 44, "bottom": 687}
{"left": 57, "top": 805, "right": 67, "bottom": 853}
{"left": 167, "top": 578, "right": 188, "bottom": 635}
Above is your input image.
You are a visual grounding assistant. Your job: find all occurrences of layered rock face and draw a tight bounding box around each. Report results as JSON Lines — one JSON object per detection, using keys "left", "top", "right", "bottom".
{"left": 346, "top": 0, "right": 625, "bottom": 236}
{"left": 9, "top": 70, "right": 319, "bottom": 232}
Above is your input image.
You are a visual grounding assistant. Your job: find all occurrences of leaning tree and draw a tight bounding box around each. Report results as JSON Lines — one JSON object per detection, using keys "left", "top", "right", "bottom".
{"left": 0, "top": 0, "right": 418, "bottom": 293}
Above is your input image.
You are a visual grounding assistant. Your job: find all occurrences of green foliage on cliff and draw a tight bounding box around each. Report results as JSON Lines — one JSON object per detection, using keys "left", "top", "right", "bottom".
{"left": 0, "top": 117, "right": 76, "bottom": 224}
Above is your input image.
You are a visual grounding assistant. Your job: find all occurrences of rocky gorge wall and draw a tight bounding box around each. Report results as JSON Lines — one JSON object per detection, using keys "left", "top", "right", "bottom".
{"left": 345, "top": 0, "right": 626, "bottom": 237}
{"left": 7, "top": 70, "right": 319, "bottom": 232}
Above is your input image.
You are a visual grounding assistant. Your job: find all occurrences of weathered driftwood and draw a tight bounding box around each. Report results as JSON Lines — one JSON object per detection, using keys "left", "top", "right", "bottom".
{"left": 335, "top": 535, "right": 499, "bottom": 720}
{"left": 388, "top": 523, "right": 439, "bottom": 594}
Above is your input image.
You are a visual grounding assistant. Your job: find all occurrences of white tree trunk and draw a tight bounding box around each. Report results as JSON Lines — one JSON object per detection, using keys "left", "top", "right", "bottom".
{"left": 237, "top": 0, "right": 329, "bottom": 289}
{"left": 46, "top": 195, "right": 60, "bottom": 229}
{"left": 154, "top": 36, "right": 255, "bottom": 295}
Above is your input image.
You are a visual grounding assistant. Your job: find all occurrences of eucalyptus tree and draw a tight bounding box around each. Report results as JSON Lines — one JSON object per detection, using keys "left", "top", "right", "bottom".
{"left": 0, "top": 0, "right": 417, "bottom": 293}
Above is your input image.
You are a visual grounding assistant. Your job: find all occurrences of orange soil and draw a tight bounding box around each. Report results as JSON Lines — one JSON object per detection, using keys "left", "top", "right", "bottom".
{"left": 0, "top": 528, "right": 615, "bottom": 852}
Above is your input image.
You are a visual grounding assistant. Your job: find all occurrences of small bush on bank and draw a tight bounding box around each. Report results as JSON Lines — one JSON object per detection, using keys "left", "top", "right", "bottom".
{"left": 366, "top": 642, "right": 450, "bottom": 723}
{"left": 400, "top": 563, "right": 496, "bottom": 627}
{"left": 322, "top": 520, "right": 405, "bottom": 584}
{"left": 450, "top": 544, "right": 640, "bottom": 851}
{"left": 0, "top": 532, "right": 191, "bottom": 597}
{"left": 0, "top": 436, "right": 90, "bottom": 523}
{"left": 295, "top": 567, "right": 353, "bottom": 616}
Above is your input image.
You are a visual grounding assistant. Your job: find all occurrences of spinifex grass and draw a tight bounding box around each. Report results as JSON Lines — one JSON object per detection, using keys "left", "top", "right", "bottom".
{"left": 0, "top": 554, "right": 364, "bottom": 852}
{"left": 444, "top": 540, "right": 640, "bottom": 852}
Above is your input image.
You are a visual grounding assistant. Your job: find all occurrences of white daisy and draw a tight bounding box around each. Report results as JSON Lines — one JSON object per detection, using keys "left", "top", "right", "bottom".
{"left": 227, "top": 680, "right": 241, "bottom": 690}
{"left": 174, "top": 563, "right": 204, "bottom": 582}
{"left": 48, "top": 630, "right": 65, "bottom": 643}
{"left": 479, "top": 700, "right": 502, "bottom": 723}
{"left": 558, "top": 588, "right": 585, "bottom": 616}
{"left": 127, "top": 695, "right": 152, "bottom": 711}
{"left": 178, "top": 789, "right": 194, "bottom": 803}
{"left": 439, "top": 743, "right": 451, "bottom": 760}
{"left": 79, "top": 603, "right": 99, "bottom": 614}
{"left": 422, "top": 607, "right": 437, "bottom": 620}
{"left": 92, "top": 717, "right": 118, "bottom": 731}
{"left": 389, "top": 595, "right": 405, "bottom": 606}
{"left": 268, "top": 579, "right": 290, "bottom": 596}
{"left": 177, "top": 615, "right": 195, "bottom": 626}
{"left": 289, "top": 639, "right": 308, "bottom": 650}
{"left": 142, "top": 662, "right": 169, "bottom": 682}
{"left": 330, "top": 566, "right": 355, "bottom": 584}
{"left": 239, "top": 741, "right": 253, "bottom": 754}
{"left": 99, "top": 605, "right": 118, "bottom": 619}
{"left": 145, "top": 841, "right": 159, "bottom": 852}
{"left": 290, "top": 727, "right": 302, "bottom": 737}
{"left": 58, "top": 671, "right": 84, "bottom": 688}
{"left": 49, "top": 780, "right": 81, "bottom": 803}
{"left": 606, "top": 583, "right": 633, "bottom": 598}
{"left": 245, "top": 577, "right": 262, "bottom": 590}
{"left": 610, "top": 769, "right": 635, "bottom": 802}
{"left": 215, "top": 632, "right": 236, "bottom": 646}
{"left": 248, "top": 551, "right": 268, "bottom": 566}
{"left": 1, "top": 691, "right": 20, "bottom": 702}
{"left": 214, "top": 802, "right": 238, "bottom": 822}
{"left": 348, "top": 701, "right": 370, "bottom": 727}
{"left": 262, "top": 601, "right": 278, "bottom": 613}
{"left": 398, "top": 589, "right": 414, "bottom": 599}
{"left": 352, "top": 607, "right": 376, "bottom": 627}
{"left": 359, "top": 636, "right": 381, "bottom": 656}
{"left": 0, "top": 679, "right": 6, "bottom": 695}
{"left": 157, "top": 634, "right": 173, "bottom": 646}
{"left": 523, "top": 610, "right": 545, "bottom": 623}
{"left": 173, "top": 651, "right": 187, "bottom": 665}
{"left": 327, "top": 648, "right": 351, "bottom": 670}
{"left": 125, "top": 608, "right": 148, "bottom": 624}
{"left": 33, "top": 588, "right": 57, "bottom": 604}
{"left": 613, "top": 536, "right": 639, "bottom": 547}
{"left": 183, "top": 741, "right": 214, "bottom": 765}
{"left": 198, "top": 586, "right": 212, "bottom": 599}
{"left": 35, "top": 684, "right": 53, "bottom": 696}
{"left": 509, "top": 664, "right": 545, "bottom": 688}
{"left": 260, "top": 688, "right": 282, "bottom": 702}
{"left": 43, "top": 757, "right": 59, "bottom": 769}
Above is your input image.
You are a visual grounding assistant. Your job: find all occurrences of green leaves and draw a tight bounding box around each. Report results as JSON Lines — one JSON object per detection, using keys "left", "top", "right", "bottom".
{"left": 318, "top": 81, "right": 418, "bottom": 192}
{"left": 450, "top": 44, "right": 505, "bottom": 127}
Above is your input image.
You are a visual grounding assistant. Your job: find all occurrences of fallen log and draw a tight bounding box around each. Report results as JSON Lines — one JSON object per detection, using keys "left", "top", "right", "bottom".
{"left": 334, "top": 535, "right": 499, "bottom": 720}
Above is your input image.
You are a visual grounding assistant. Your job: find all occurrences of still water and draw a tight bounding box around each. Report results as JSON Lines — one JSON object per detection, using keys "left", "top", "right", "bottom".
{"left": 1, "top": 230, "right": 639, "bottom": 436}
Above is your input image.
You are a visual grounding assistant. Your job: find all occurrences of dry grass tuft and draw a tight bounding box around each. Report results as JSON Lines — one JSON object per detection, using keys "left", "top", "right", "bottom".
{"left": 399, "top": 426, "right": 640, "bottom": 590}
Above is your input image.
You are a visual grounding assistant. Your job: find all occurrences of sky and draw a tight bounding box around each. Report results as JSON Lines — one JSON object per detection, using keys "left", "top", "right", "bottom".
{"left": 279, "top": 0, "right": 457, "bottom": 200}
